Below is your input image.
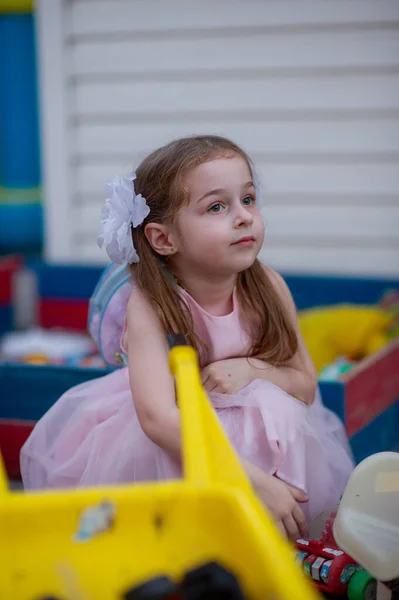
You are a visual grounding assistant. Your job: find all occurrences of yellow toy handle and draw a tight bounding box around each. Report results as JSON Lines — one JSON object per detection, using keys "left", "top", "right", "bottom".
{"left": 169, "top": 344, "right": 253, "bottom": 493}
{"left": 169, "top": 341, "right": 322, "bottom": 600}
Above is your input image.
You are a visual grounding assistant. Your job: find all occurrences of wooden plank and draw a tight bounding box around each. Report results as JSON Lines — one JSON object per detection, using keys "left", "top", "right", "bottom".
{"left": 36, "top": 0, "right": 72, "bottom": 262}
{"left": 74, "top": 161, "right": 399, "bottom": 199}
{"left": 349, "top": 401, "right": 399, "bottom": 464}
{"left": 73, "top": 237, "right": 399, "bottom": 277}
{"left": 39, "top": 299, "right": 89, "bottom": 331}
{"left": 344, "top": 339, "right": 399, "bottom": 437}
{"left": 262, "top": 244, "right": 399, "bottom": 277}
{"left": 0, "top": 420, "right": 35, "bottom": 479}
{"left": 262, "top": 206, "right": 399, "bottom": 240}
{"left": 73, "top": 119, "right": 399, "bottom": 157}
{"left": 0, "top": 255, "right": 22, "bottom": 305}
{"left": 69, "top": 241, "right": 109, "bottom": 265}
{"left": 68, "top": 0, "right": 399, "bottom": 36}
{"left": 74, "top": 201, "right": 399, "bottom": 242}
{"left": 262, "top": 163, "right": 399, "bottom": 197}
{"left": 71, "top": 74, "right": 399, "bottom": 116}
{"left": 68, "top": 29, "right": 399, "bottom": 76}
{"left": 73, "top": 160, "right": 143, "bottom": 197}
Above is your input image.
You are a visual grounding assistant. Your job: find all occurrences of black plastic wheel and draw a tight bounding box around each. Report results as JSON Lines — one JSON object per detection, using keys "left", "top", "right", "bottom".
{"left": 181, "top": 561, "right": 245, "bottom": 599}
{"left": 123, "top": 575, "right": 178, "bottom": 599}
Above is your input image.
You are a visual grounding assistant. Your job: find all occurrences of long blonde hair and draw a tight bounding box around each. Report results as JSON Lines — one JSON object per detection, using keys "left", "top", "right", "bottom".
{"left": 132, "top": 135, "right": 297, "bottom": 364}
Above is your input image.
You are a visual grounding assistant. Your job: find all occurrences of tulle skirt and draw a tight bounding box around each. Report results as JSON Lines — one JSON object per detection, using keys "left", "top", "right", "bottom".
{"left": 21, "top": 368, "right": 354, "bottom": 523}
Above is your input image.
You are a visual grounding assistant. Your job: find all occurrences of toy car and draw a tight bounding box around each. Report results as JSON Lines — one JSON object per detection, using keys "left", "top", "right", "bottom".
{"left": 296, "top": 538, "right": 376, "bottom": 599}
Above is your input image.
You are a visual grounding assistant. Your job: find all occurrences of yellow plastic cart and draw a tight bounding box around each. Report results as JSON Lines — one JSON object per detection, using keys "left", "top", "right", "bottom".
{"left": 0, "top": 343, "right": 321, "bottom": 599}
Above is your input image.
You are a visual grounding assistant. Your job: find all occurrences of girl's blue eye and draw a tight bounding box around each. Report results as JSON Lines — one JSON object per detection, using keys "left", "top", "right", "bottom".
{"left": 208, "top": 203, "right": 224, "bottom": 213}
{"left": 242, "top": 195, "right": 254, "bottom": 206}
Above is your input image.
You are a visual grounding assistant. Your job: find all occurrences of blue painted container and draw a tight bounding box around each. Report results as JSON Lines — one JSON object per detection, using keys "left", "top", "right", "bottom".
{"left": 0, "top": 306, "right": 13, "bottom": 336}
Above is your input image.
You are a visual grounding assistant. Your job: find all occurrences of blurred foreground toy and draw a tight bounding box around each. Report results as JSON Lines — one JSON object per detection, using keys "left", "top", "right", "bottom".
{"left": 0, "top": 336, "right": 321, "bottom": 600}
{"left": 334, "top": 452, "right": 399, "bottom": 600}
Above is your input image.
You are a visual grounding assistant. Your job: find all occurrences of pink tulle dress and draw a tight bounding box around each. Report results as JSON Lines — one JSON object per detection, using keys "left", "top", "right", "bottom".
{"left": 20, "top": 287, "right": 354, "bottom": 523}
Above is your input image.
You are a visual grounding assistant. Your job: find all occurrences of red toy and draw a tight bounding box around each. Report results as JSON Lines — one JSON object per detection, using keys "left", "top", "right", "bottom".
{"left": 295, "top": 538, "right": 376, "bottom": 599}
{"left": 295, "top": 510, "right": 376, "bottom": 599}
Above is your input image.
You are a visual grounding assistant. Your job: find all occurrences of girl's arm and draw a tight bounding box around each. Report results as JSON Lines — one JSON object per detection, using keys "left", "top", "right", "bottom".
{"left": 201, "top": 267, "right": 317, "bottom": 404}
{"left": 126, "top": 288, "right": 181, "bottom": 460}
{"left": 254, "top": 266, "right": 318, "bottom": 405}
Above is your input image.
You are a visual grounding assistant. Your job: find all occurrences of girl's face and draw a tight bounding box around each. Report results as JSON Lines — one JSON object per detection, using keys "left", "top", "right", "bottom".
{"left": 172, "top": 154, "right": 264, "bottom": 277}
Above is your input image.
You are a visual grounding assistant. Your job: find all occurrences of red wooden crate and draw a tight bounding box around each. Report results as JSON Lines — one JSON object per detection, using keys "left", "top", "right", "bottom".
{"left": 0, "top": 255, "right": 22, "bottom": 305}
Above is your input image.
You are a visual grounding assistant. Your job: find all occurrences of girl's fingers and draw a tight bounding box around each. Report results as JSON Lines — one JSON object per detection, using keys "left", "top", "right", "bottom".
{"left": 276, "top": 519, "right": 287, "bottom": 539}
{"left": 292, "top": 504, "right": 308, "bottom": 538}
{"left": 204, "top": 380, "right": 218, "bottom": 393}
{"left": 200, "top": 370, "right": 210, "bottom": 385}
{"left": 282, "top": 514, "right": 300, "bottom": 542}
{"left": 287, "top": 483, "right": 308, "bottom": 503}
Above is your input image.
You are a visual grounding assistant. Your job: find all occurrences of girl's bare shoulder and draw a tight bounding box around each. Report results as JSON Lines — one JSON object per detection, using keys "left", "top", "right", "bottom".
{"left": 126, "top": 286, "right": 163, "bottom": 335}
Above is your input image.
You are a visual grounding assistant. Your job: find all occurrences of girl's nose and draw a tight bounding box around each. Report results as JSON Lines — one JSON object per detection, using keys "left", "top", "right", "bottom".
{"left": 234, "top": 203, "right": 254, "bottom": 228}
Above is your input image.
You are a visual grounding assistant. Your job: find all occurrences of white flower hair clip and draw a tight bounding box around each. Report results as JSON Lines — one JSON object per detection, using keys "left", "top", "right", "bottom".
{"left": 98, "top": 173, "right": 150, "bottom": 264}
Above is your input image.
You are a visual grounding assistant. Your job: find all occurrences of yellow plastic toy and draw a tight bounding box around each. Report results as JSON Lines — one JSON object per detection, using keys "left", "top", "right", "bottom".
{"left": 0, "top": 341, "right": 321, "bottom": 600}
{"left": 299, "top": 304, "right": 391, "bottom": 373}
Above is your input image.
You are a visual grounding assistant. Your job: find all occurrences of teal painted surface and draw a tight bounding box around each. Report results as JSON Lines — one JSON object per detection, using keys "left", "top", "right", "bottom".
{"left": 0, "top": 14, "right": 42, "bottom": 251}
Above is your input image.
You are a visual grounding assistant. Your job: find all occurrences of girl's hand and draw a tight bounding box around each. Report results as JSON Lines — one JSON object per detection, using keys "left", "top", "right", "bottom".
{"left": 201, "top": 358, "right": 253, "bottom": 394}
{"left": 244, "top": 461, "right": 308, "bottom": 541}
{"left": 257, "top": 475, "right": 308, "bottom": 541}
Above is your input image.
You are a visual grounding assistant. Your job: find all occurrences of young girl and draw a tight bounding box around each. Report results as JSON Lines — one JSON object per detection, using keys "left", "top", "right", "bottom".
{"left": 21, "top": 135, "right": 354, "bottom": 540}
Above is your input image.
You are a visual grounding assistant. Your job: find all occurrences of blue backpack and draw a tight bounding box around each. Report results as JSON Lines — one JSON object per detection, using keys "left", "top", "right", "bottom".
{"left": 88, "top": 263, "right": 134, "bottom": 367}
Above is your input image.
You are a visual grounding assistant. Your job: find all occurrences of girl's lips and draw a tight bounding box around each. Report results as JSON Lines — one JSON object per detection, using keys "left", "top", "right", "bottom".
{"left": 232, "top": 237, "right": 255, "bottom": 247}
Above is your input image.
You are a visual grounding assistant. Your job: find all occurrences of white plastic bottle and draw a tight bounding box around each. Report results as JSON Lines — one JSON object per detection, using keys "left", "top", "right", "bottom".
{"left": 334, "top": 452, "right": 399, "bottom": 583}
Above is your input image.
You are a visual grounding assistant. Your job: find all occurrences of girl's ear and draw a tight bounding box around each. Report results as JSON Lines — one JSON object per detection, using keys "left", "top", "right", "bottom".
{"left": 144, "top": 222, "right": 178, "bottom": 256}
